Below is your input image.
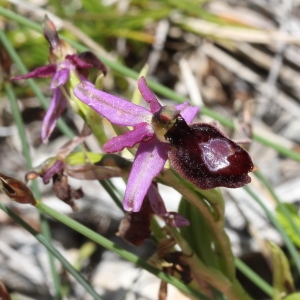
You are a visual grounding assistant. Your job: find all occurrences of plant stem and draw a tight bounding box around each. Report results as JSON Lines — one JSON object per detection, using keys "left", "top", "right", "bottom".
{"left": 255, "top": 170, "right": 300, "bottom": 242}
{"left": 160, "top": 169, "right": 235, "bottom": 281}
{"left": 4, "top": 81, "right": 62, "bottom": 299}
{"left": 34, "top": 200, "right": 208, "bottom": 299}
{"left": 244, "top": 186, "right": 300, "bottom": 275}
{"left": 168, "top": 227, "right": 253, "bottom": 300}
{"left": 235, "top": 257, "right": 274, "bottom": 297}
{"left": 0, "top": 202, "right": 102, "bottom": 300}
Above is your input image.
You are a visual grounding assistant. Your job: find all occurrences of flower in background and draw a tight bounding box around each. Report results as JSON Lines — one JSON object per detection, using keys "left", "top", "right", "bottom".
{"left": 74, "top": 76, "right": 199, "bottom": 212}
{"left": 11, "top": 15, "right": 107, "bottom": 143}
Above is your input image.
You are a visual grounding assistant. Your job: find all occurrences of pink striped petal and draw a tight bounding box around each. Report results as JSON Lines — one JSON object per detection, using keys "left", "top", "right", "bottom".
{"left": 69, "top": 52, "right": 108, "bottom": 75}
{"left": 51, "top": 68, "right": 70, "bottom": 89}
{"left": 11, "top": 64, "right": 56, "bottom": 80}
{"left": 138, "top": 76, "right": 162, "bottom": 113}
{"left": 103, "top": 123, "right": 153, "bottom": 153}
{"left": 41, "top": 89, "right": 67, "bottom": 143}
{"left": 123, "top": 140, "right": 168, "bottom": 212}
{"left": 66, "top": 54, "right": 93, "bottom": 69}
{"left": 74, "top": 82, "right": 151, "bottom": 126}
{"left": 176, "top": 102, "right": 199, "bottom": 124}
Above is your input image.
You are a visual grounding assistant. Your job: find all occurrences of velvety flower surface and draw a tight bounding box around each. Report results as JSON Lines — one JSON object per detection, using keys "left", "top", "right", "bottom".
{"left": 11, "top": 16, "right": 106, "bottom": 143}
{"left": 74, "top": 76, "right": 199, "bottom": 212}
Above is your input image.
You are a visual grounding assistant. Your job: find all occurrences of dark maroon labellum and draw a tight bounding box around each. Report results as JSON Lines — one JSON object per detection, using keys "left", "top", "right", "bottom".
{"left": 165, "top": 117, "right": 254, "bottom": 189}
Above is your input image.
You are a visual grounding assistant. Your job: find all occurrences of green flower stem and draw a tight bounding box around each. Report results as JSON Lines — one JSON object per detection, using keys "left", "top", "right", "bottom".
{"left": 243, "top": 186, "right": 300, "bottom": 275}
{"left": 235, "top": 257, "right": 274, "bottom": 297}
{"left": 34, "top": 200, "right": 208, "bottom": 300}
{"left": 4, "top": 81, "right": 62, "bottom": 300}
{"left": 0, "top": 202, "right": 102, "bottom": 300}
{"left": 67, "top": 72, "right": 108, "bottom": 146}
{"left": 160, "top": 169, "right": 235, "bottom": 281}
{"left": 167, "top": 227, "right": 253, "bottom": 300}
{"left": 1, "top": 6, "right": 300, "bottom": 162}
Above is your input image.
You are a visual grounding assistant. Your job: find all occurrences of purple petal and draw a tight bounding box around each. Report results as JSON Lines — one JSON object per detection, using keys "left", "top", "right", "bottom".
{"left": 161, "top": 212, "right": 190, "bottom": 227}
{"left": 147, "top": 184, "right": 167, "bottom": 214}
{"left": 50, "top": 68, "right": 70, "bottom": 89}
{"left": 66, "top": 54, "right": 93, "bottom": 69}
{"left": 43, "top": 160, "right": 64, "bottom": 184}
{"left": 123, "top": 140, "right": 168, "bottom": 212}
{"left": 74, "top": 82, "right": 151, "bottom": 126}
{"left": 176, "top": 102, "right": 199, "bottom": 124}
{"left": 103, "top": 122, "right": 154, "bottom": 153}
{"left": 175, "top": 102, "right": 189, "bottom": 111}
{"left": 11, "top": 64, "right": 57, "bottom": 80}
{"left": 138, "top": 76, "right": 162, "bottom": 113}
{"left": 147, "top": 185, "right": 190, "bottom": 227}
{"left": 72, "top": 52, "right": 107, "bottom": 75}
{"left": 41, "top": 89, "right": 67, "bottom": 143}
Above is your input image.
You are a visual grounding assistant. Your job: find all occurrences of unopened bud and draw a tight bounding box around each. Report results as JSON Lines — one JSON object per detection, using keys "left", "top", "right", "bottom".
{"left": 0, "top": 173, "right": 36, "bottom": 205}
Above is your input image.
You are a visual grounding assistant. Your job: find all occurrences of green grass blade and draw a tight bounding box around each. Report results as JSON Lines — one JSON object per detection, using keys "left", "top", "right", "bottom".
{"left": 235, "top": 257, "right": 274, "bottom": 297}
{"left": 4, "top": 81, "right": 63, "bottom": 299}
{"left": 0, "top": 202, "right": 102, "bottom": 300}
{"left": 255, "top": 170, "right": 300, "bottom": 242}
{"left": 244, "top": 186, "right": 300, "bottom": 275}
{"left": 35, "top": 200, "right": 209, "bottom": 300}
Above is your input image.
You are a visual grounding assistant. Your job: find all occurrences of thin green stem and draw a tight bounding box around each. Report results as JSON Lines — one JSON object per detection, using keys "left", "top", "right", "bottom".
{"left": 0, "top": 202, "right": 102, "bottom": 300}
{"left": 4, "top": 81, "right": 63, "bottom": 299}
{"left": 99, "top": 179, "right": 123, "bottom": 211}
{"left": 168, "top": 227, "right": 253, "bottom": 300}
{"left": 160, "top": 170, "right": 235, "bottom": 281}
{"left": 255, "top": 170, "right": 300, "bottom": 241}
{"left": 35, "top": 200, "right": 208, "bottom": 300}
{"left": 244, "top": 186, "right": 300, "bottom": 275}
{"left": 235, "top": 257, "right": 274, "bottom": 297}
{"left": 0, "top": 7, "right": 300, "bottom": 162}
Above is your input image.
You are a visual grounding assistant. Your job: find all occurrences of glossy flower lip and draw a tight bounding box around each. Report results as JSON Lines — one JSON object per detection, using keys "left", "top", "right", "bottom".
{"left": 11, "top": 16, "right": 107, "bottom": 143}
{"left": 74, "top": 76, "right": 199, "bottom": 212}
{"left": 165, "top": 117, "right": 254, "bottom": 189}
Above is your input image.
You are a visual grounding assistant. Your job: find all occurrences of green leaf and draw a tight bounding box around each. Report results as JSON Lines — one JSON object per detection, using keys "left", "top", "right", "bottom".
{"left": 179, "top": 198, "right": 226, "bottom": 299}
{"left": 268, "top": 241, "right": 295, "bottom": 300}
{"left": 66, "top": 152, "right": 103, "bottom": 165}
{"left": 179, "top": 198, "right": 217, "bottom": 268}
{"left": 275, "top": 203, "right": 300, "bottom": 247}
{"left": 160, "top": 169, "right": 235, "bottom": 280}
{"left": 283, "top": 293, "right": 300, "bottom": 300}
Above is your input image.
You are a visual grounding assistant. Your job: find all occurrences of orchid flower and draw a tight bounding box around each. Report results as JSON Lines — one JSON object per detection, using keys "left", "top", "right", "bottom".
{"left": 11, "top": 16, "right": 107, "bottom": 143}
{"left": 74, "top": 76, "right": 199, "bottom": 212}
{"left": 74, "top": 76, "right": 254, "bottom": 212}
